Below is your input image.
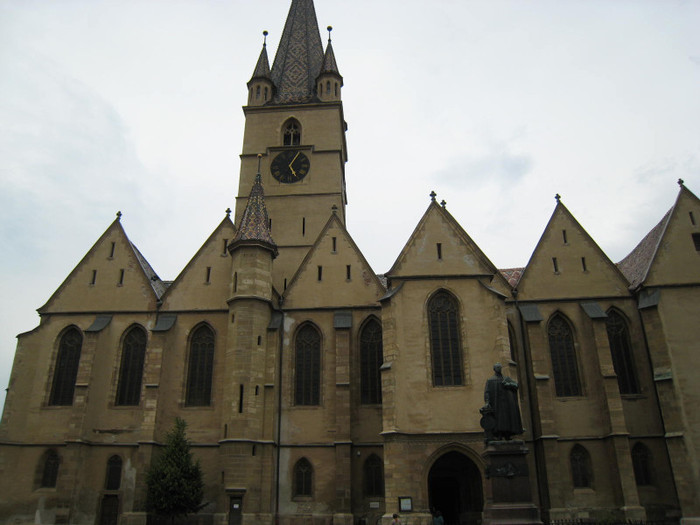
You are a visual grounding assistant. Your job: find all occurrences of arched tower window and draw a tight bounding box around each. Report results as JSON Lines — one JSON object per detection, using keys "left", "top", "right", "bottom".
{"left": 295, "top": 324, "right": 321, "bottom": 406}
{"left": 548, "top": 314, "right": 581, "bottom": 397}
{"left": 283, "top": 119, "right": 301, "bottom": 146}
{"left": 293, "top": 458, "right": 313, "bottom": 497}
{"left": 49, "top": 327, "right": 83, "bottom": 406}
{"left": 570, "top": 444, "right": 592, "bottom": 488}
{"left": 360, "top": 318, "right": 383, "bottom": 404}
{"left": 364, "top": 454, "right": 384, "bottom": 497}
{"left": 632, "top": 443, "right": 653, "bottom": 486}
{"left": 428, "top": 291, "right": 464, "bottom": 386}
{"left": 115, "top": 326, "right": 147, "bottom": 406}
{"left": 105, "top": 456, "right": 122, "bottom": 490}
{"left": 605, "top": 310, "right": 639, "bottom": 394}
{"left": 185, "top": 325, "right": 215, "bottom": 406}
{"left": 40, "top": 449, "right": 60, "bottom": 488}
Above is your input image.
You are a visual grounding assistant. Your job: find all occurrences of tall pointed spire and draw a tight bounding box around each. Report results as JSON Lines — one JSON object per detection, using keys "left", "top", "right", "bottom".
{"left": 249, "top": 31, "right": 271, "bottom": 82}
{"left": 270, "top": 0, "right": 324, "bottom": 104}
{"left": 319, "top": 26, "right": 341, "bottom": 77}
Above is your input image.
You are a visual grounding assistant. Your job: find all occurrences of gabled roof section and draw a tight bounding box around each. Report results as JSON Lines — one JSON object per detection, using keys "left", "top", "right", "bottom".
{"left": 386, "top": 199, "right": 510, "bottom": 292}
{"left": 270, "top": 0, "right": 324, "bottom": 104}
{"left": 516, "top": 197, "right": 631, "bottom": 301}
{"left": 249, "top": 40, "right": 272, "bottom": 83}
{"left": 282, "top": 212, "right": 385, "bottom": 309}
{"left": 231, "top": 173, "right": 277, "bottom": 256}
{"left": 160, "top": 213, "right": 236, "bottom": 310}
{"left": 619, "top": 183, "right": 700, "bottom": 289}
{"left": 38, "top": 214, "right": 164, "bottom": 314}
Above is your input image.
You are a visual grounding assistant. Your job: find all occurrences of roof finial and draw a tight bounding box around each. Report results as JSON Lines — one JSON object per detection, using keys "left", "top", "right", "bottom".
{"left": 440, "top": 200, "right": 447, "bottom": 208}
{"left": 226, "top": 208, "right": 231, "bottom": 217}
{"left": 116, "top": 211, "right": 122, "bottom": 221}
{"left": 256, "top": 154, "right": 263, "bottom": 183}
{"left": 263, "top": 30, "right": 268, "bottom": 47}
{"left": 430, "top": 191, "right": 437, "bottom": 202}
{"left": 555, "top": 193, "right": 561, "bottom": 203}
{"left": 327, "top": 26, "right": 333, "bottom": 43}
{"left": 678, "top": 178, "right": 685, "bottom": 187}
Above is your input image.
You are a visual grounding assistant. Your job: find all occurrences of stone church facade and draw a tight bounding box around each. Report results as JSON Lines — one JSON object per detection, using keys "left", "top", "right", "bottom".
{"left": 2, "top": 1, "right": 700, "bottom": 525}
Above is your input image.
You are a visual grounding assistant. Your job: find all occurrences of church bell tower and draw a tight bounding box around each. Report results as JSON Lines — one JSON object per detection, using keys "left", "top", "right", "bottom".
{"left": 235, "top": 0, "right": 348, "bottom": 293}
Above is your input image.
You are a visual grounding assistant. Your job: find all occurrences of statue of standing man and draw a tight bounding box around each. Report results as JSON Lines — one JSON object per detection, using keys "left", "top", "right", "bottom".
{"left": 480, "top": 363, "right": 523, "bottom": 443}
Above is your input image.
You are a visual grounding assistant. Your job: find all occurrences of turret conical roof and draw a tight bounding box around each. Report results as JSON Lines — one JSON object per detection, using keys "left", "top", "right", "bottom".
{"left": 231, "top": 173, "right": 277, "bottom": 256}
{"left": 250, "top": 42, "right": 271, "bottom": 82}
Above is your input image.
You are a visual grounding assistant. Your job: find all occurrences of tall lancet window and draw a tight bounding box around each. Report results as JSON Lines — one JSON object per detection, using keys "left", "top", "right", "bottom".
{"left": 548, "top": 314, "right": 582, "bottom": 397}
{"left": 115, "top": 326, "right": 147, "bottom": 406}
{"left": 605, "top": 310, "right": 639, "bottom": 395}
{"left": 283, "top": 119, "right": 301, "bottom": 146}
{"left": 185, "top": 325, "right": 215, "bottom": 406}
{"left": 49, "top": 327, "right": 83, "bottom": 406}
{"left": 360, "top": 318, "right": 383, "bottom": 404}
{"left": 428, "top": 291, "right": 464, "bottom": 386}
{"left": 295, "top": 324, "right": 321, "bottom": 406}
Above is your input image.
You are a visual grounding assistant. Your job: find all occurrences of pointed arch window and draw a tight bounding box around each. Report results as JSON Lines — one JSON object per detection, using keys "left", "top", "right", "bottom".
{"left": 40, "top": 449, "right": 60, "bottom": 488}
{"left": 293, "top": 458, "right": 313, "bottom": 497}
{"left": 185, "top": 325, "right": 215, "bottom": 406}
{"left": 548, "top": 314, "right": 581, "bottom": 397}
{"left": 570, "top": 444, "right": 593, "bottom": 488}
{"left": 283, "top": 120, "right": 301, "bottom": 146}
{"left": 507, "top": 321, "right": 518, "bottom": 362}
{"left": 295, "top": 324, "right": 321, "bottom": 406}
{"left": 105, "top": 456, "right": 122, "bottom": 490}
{"left": 49, "top": 327, "right": 83, "bottom": 406}
{"left": 631, "top": 443, "right": 653, "bottom": 486}
{"left": 115, "top": 326, "right": 147, "bottom": 406}
{"left": 428, "top": 291, "right": 464, "bottom": 386}
{"left": 605, "top": 310, "right": 640, "bottom": 395}
{"left": 360, "top": 319, "right": 383, "bottom": 405}
{"left": 364, "top": 454, "right": 384, "bottom": 497}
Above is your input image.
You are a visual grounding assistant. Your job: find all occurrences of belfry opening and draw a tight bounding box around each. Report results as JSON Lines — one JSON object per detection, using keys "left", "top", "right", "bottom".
{"left": 428, "top": 451, "right": 483, "bottom": 525}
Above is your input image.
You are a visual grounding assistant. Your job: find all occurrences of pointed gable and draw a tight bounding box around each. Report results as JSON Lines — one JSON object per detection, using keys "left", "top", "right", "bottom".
{"left": 282, "top": 213, "right": 385, "bottom": 309}
{"left": 38, "top": 215, "right": 164, "bottom": 314}
{"left": 620, "top": 184, "right": 700, "bottom": 289}
{"left": 517, "top": 199, "right": 630, "bottom": 300}
{"left": 160, "top": 215, "right": 236, "bottom": 311}
{"left": 387, "top": 201, "right": 509, "bottom": 293}
{"left": 270, "top": 0, "right": 324, "bottom": 104}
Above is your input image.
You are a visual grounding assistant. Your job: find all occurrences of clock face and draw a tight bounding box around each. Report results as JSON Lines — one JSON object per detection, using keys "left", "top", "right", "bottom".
{"left": 270, "top": 150, "right": 310, "bottom": 183}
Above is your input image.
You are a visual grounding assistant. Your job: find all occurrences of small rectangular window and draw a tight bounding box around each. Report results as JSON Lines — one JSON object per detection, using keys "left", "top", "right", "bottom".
{"left": 206, "top": 266, "right": 212, "bottom": 283}
{"left": 581, "top": 257, "right": 587, "bottom": 272}
{"left": 562, "top": 230, "right": 568, "bottom": 244}
{"left": 302, "top": 217, "right": 306, "bottom": 236}
{"left": 223, "top": 239, "right": 228, "bottom": 255}
{"left": 690, "top": 212, "right": 696, "bottom": 226}
{"left": 118, "top": 269, "right": 124, "bottom": 285}
{"left": 238, "top": 385, "right": 244, "bottom": 413}
{"left": 693, "top": 233, "right": 700, "bottom": 252}
{"left": 90, "top": 270, "right": 97, "bottom": 285}
{"left": 346, "top": 265, "right": 351, "bottom": 280}
{"left": 317, "top": 266, "right": 323, "bottom": 281}
{"left": 257, "top": 335, "right": 261, "bottom": 346}
{"left": 109, "top": 242, "right": 116, "bottom": 258}
{"left": 332, "top": 237, "right": 337, "bottom": 252}
{"left": 552, "top": 257, "right": 559, "bottom": 273}
{"left": 284, "top": 278, "right": 287, "bottom": 290}
{"left": 268, "top": 218, "right": 272, "bottom": 230}
{"left": 437, "top": 243, "right": 442, "bottom": 260}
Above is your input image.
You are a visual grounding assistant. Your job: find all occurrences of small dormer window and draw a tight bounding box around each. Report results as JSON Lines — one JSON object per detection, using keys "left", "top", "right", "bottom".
{"left": 283, "top": 120, "right": 301, "bottom": 146}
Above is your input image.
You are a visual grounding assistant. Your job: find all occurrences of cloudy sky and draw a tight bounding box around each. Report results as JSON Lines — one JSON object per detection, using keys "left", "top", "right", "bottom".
{"left": 1, "top": 0, "right": 699, "bottom": 411}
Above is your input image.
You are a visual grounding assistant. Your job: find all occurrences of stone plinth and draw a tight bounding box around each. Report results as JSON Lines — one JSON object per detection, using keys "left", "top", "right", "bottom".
{"left": 481, "top": 440, "right": 542, "bottom": 525}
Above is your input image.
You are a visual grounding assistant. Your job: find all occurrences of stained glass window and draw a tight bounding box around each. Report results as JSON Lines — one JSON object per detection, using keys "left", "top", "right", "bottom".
{"left": 364, "top": 454, "right": 384, "bottom": 497}
{"left": 428, "top": 291, "right": 463, "bottom": 386}
{"left": 360, "top": 319, "right": 383, "bottom": 404}
{"left": 295, "top": 325, "right": 321, "bottom": 405}
{"left": 548, "top": 315, "right": 581, "bottom": 397}
{"left": 293, "top": 458, "right": 313, "bottom": 497}
{"left": 605, "top": 310, "right": 639, "bottom": 395}
{"left": 115, "top": 327, "right": 146, "bottom": 406}
{"left": 185, "top": 325, "right": 215, "bottom": 406}
{"left": 49, "top": 328, "right": 83, "bottom": 406}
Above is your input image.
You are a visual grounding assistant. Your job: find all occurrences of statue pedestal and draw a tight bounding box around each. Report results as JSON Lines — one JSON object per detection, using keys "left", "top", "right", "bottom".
{"left": 481, "top": 440, "right": 542, "bottom": 525}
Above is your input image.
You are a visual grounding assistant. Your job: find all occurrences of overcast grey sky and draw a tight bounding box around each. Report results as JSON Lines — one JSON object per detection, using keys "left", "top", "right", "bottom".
{"left": 1, "top": 0, "right": 699, "bottom": 411}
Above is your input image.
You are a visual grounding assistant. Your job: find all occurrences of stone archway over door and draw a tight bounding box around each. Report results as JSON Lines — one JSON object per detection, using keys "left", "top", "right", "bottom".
{"left": 428, "top": 451, "right": 483, "bottom": 525}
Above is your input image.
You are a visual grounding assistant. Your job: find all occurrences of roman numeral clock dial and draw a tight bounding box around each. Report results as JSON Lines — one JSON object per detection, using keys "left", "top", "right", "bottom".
{"left": 270, "top": 150, "right": 310, "bottom": 183}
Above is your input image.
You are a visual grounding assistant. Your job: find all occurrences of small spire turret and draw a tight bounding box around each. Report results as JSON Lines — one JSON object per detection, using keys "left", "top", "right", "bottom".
{"left": 247, "top": 31, "right": 274, "bottom": 106}
{"left": 317, "top": 25, "right": 343, "bottom": 102}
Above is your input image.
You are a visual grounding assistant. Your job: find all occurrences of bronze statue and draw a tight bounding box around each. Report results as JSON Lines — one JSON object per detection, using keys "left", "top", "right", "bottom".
{"left": 480, "top": 363, "right": 523, "bottom": 442}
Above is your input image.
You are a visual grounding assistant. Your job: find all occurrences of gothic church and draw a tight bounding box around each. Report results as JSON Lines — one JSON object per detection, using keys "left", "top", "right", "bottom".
{"left": 2, "top": 1, "right": 700, "bottom": 525}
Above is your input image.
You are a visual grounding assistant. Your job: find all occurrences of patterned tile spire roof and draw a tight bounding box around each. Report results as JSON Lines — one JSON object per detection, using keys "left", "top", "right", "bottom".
{"left": 231, "top": 159, "right": 277, "bottom": 256}
{"left": 249, "top": 32, "right": 272, "bottom": 82}
{"left": 270, "top": 0, "right": 324, "bottom": 104}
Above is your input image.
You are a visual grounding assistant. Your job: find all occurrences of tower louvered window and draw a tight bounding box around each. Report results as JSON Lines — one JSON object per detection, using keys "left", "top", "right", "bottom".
{"left": 283, "top": 120, "right": 301, "bottom": 146}
{"left": 115, "top": 327, "right": 146, "bottom": 406}
{"left": 364, "top": 454, "right": 384, "bottom": 497}
{"left": 185, "top": 325, "right": 215, "bottom": 406}
{"left": 605, "top": 310, "right": 640, "bottom": 395}
{"left": 360, "top": 319, "right": 383, "bottom": 404}
{"left": 41, "top": 450, "right": 60, "bottom": 488}
{"left": 105, "top": 456, "right": 122, "bottom": 490}
{"left": 49, "top": 327, "right": 83, "bottom": 406}
{"left": 632, "top": 443, "right": 653, "bottom": 486}
{"left": 293, "top": 458, "right": 313, "bottom": 497}
{"left": 428, "top": 291, "right": 463, "bottom": 386}
{"left": 295, "top": 325, "right": 321, "bottom": 405}
{"left": 570, "top": 444, "right": 593, "bottom": 488}
{"left": 548, "top": 314, "right": 581, "bottom": 397}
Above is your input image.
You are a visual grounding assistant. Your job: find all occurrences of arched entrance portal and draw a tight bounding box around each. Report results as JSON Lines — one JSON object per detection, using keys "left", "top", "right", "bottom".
{"left": 428, "top": 451, "right": 483, "bottom": 525}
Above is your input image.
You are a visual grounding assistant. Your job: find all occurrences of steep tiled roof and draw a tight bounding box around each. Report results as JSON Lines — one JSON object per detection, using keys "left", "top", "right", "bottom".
{"left": 319, "top": 40, "right": 341, "bottom": 78}
{"left": 232, "top": 175, "right": 277, "bottom": 252}
{"left": 499, "top": 268, "right": 524, "bottom": 288}
{"left": 270, "top": 0, "right": 324, "bottom": 104}
{"left": 250, "top": 43, "right": 271, "bottom": 82}
{"left": 617, "top": 208, "right": 672, "bottom": 290}
{"left": 130, "top": 242, "right": 168, "bottom": 299}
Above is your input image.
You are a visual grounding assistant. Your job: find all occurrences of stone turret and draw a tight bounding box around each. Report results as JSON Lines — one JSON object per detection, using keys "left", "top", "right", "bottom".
{"left": 317, "top": 26, "right": 342, "bottom": 102}
{"left": 247, "top": 31, "right": 274, "bottom": 106}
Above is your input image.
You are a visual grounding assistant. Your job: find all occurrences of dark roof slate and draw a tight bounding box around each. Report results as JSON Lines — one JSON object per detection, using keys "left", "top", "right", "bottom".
{"left": 617, "top": 208, "right": 672, "bottom": 290}
{"left": 130, "top": 242, "right": 168, "bottom": 299}
{"left": 319, "top": 40, "right": 341, "bottom": 78}
{"left": 250, "top": 43, "right": 272, "bottom": 82}
{"left": 233, "top": 175, "right": 277, "bottom": 250}
{"left": 270, "top": 0, "right": 324, "bottom": 104}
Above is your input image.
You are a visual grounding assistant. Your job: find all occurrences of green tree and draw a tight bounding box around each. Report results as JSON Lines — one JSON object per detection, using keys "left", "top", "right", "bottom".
{"left": 146, "top": 417, "right": 204, "bottom": 522}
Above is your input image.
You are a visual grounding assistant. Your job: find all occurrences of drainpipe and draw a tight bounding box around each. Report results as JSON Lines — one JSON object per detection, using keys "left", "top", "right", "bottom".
{"left": 275, "top": 311, "right": 284, "bottom": 525}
